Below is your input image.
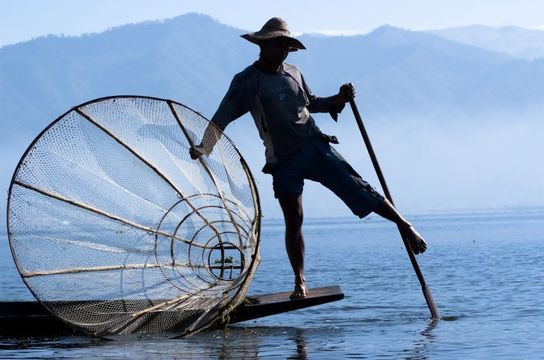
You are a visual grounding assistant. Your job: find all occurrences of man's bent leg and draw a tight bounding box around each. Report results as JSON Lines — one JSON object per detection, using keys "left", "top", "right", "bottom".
{"left": 278, "top": 193, "right": 308, "bottom": 299}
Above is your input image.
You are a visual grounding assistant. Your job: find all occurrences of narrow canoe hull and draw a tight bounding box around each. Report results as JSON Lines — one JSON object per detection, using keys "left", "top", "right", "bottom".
{"left": 0, "top": 285, "right": 343, "bottom": 337}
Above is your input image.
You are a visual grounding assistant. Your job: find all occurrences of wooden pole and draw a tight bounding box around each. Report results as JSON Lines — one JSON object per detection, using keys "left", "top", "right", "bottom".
{"left": 348, "top": 99, "right": 440, "bottom": 319}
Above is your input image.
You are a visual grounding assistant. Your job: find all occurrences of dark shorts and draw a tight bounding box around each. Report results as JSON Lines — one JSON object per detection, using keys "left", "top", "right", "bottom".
{"left": 267, "top": 138, "right": 384, "bottom": 218}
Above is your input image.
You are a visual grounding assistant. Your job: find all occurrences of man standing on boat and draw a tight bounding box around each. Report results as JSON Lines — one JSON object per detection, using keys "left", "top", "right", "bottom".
{"left": 191, "top": 17, "right": 427, "bottom": 299}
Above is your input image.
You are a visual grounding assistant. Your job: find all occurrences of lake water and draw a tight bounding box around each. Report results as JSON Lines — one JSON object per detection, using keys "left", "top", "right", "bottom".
{"left": 1, "top": 209, "right": 544, "bottom": 359}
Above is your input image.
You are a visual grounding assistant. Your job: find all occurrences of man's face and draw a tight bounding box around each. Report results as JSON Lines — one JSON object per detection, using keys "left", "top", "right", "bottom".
{"left": 260, "top": 37, "right": 291, "bottom": 65}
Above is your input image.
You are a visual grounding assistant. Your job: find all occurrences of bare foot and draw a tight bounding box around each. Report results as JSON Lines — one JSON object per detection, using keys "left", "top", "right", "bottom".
{"left": 403, "top": 224, "right": 427, "bottom": 255}
{"left": 289, "top": 283, "right": 308, "bottom": 300}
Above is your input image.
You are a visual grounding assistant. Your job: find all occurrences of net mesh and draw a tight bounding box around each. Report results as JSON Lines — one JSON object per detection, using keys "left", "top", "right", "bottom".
{"left": 7, "top": 96, "right": 261, "bottom": 337}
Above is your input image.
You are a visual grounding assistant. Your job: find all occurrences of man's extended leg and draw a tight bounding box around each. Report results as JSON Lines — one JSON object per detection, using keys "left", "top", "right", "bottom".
{"left": 278, "top": 193, "right": 308, "bottom": 299}
{"left": 373, "top": 198, "right": 427, "bottom": 254}
{"left": 306, "top": 141, "right": 427, "bottom": 254}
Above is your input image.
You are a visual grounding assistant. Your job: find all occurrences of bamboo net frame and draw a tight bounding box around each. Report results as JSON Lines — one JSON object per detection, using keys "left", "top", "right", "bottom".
{"left": 7, "top": 96, "right": 261, "bottom": 337}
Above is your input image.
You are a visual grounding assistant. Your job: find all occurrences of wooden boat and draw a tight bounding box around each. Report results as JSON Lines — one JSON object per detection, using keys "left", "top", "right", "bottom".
{"left": 0, "top": 285, "right": 343, "bottom": 337}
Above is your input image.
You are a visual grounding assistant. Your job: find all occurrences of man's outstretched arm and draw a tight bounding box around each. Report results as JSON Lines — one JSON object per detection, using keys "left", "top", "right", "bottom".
{"left": 189, "top": 74, "right": 252, "bottom": 159}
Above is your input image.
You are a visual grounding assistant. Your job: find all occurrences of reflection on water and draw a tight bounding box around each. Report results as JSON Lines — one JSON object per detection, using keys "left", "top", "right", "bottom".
{"left": 404, "top": 319, "right": 439, "bottom": 360}
{"left": 288, "top": 329, "right": 308, "bottom": 360}
{"left": 1, "top": 210, "right": 544, "bottom": 358}
{"left": 0, "top": 328, "right": 311, "bottom": 359}
{"left": 0, "top": 326, "right": 346, "bottom": 360}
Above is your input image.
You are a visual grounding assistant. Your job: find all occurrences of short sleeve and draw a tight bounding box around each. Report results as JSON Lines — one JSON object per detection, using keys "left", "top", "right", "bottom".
{"left": 210, "top": 73, "right": 253, "bottom": 130}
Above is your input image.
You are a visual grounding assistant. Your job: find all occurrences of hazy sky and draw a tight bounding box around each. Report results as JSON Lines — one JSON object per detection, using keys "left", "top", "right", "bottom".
{"left": 2, "top": 0, "right": 544, "bottom": 47}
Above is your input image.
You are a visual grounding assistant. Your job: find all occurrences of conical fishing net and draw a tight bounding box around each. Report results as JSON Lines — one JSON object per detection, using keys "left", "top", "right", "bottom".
{"left": 7, "top": 96, "right": 261, "bottom": 337}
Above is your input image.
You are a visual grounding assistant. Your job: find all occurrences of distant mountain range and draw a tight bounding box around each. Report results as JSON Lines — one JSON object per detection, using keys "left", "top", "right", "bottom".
{"left": 2, "top": 15, "right": 544, "bottom": 138}
{"left": 429, "top": 25, "right": 544, "bottom": 60}
{"left": 1, "top": 14, "right": 544, "bottom": 221}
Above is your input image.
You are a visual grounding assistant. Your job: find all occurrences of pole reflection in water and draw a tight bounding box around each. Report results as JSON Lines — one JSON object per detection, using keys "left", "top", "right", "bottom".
{"left": 404, "top": 319, "right": 440, "bottom": 360}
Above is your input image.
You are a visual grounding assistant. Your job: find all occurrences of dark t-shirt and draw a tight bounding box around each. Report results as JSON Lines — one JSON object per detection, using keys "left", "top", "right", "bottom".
{"left": 211, "top": 63, "right": 342, "bottom": 164}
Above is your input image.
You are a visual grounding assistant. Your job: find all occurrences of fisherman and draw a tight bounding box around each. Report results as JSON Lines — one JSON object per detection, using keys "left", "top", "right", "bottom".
{"left": 190, "top": 17, "right": 427, "bottom": 299}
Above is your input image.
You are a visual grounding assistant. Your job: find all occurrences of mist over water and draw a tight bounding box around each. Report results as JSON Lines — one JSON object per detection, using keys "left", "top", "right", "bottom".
{"left": 2, "top": 109, "right": 542, "bottom": 224}
{"left": 224, "top": 108, "right": 544, "bottom": 219}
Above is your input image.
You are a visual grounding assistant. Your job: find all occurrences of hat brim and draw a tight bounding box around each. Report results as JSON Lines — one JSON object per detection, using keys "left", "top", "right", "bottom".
{"left": 241, "top": 33, "right": 306, "bottom": 52}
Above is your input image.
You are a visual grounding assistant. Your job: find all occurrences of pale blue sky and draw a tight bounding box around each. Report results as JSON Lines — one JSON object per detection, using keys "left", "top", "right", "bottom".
{"left": 2, "top": 0, "right": 544, "bottom": 47}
